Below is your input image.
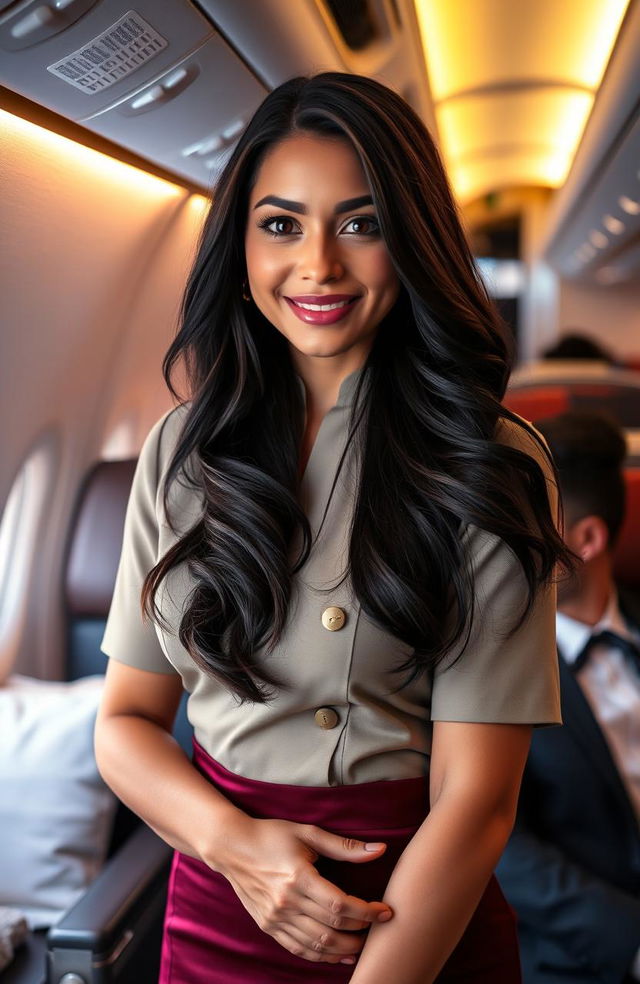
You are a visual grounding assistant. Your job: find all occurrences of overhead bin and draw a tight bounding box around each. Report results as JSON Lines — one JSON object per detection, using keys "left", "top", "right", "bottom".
{"left": 542, "top": 0, "right": 640, "bottom": 284}
{"left": 0, "top": 0, "right": 431, "bottom": 191}
{"left": 0, "top": 0, "right": 213, "bottom": 120}
{"left": 78, "top": 32, "right": 268, "bottom": 187}
{"left": 545, "top": 114, "right": 640, "bottom": 282}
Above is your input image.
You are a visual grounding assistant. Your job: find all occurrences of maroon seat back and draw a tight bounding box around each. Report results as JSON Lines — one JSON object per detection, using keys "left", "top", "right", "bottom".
{"left": 614, "top": 468, "right": 640, "bottom": 592}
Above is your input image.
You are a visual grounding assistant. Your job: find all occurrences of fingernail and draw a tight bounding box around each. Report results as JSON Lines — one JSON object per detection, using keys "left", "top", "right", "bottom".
{"left": 364, "top": 842, "right": 386, "bottom": 852}
{"left": 377, "top": 910, "right": 393, "bottom": 922}
{"left": 340, "top": 957, "right": 356, "bottom": 965}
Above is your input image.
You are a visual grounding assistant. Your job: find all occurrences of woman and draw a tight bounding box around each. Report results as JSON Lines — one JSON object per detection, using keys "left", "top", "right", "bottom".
{"left": 95, "top": 72, "right": 569, "bottom": 983}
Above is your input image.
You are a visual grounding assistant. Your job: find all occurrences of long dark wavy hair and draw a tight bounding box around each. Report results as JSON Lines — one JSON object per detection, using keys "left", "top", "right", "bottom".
{"left": 142, "top": 72, "right": 571, "bottom": 703}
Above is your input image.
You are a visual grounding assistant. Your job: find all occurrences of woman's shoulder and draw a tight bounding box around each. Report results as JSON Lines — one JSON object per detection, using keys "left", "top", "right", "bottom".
{"left": 493, "top": 412, "right": 550, "bottom": 465}
{"left": 140, "top": 402, "right": 192, "bottom": 473}
{"left": 135, "top": 402, "right": 202, "bottom": 530}
{"left": 493, "top": 412, "right": 559, "bottom": 522}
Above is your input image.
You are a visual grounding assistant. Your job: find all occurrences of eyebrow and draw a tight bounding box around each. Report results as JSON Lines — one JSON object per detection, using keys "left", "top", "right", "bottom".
{"left": 253, "top": 194, "right": 374, "bottom": 215}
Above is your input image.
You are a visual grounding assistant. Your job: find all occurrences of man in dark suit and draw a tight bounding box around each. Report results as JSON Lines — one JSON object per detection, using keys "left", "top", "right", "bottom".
{"left": 496, "top": 411, "right": 640, "bottom": 984}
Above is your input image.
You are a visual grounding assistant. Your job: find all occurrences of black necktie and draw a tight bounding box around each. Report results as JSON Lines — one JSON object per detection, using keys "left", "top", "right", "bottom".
{"left": 572, "top": 629, "right": 640, "bottom": 675}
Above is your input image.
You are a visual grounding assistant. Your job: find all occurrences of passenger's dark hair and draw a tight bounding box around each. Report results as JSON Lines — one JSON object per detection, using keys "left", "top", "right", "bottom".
{"left": 142, "top": 71, "right": 571, "bottom": 702}
{"left": 542, "top": 332, "right": 614, "bottom": 363}
{"left": 534, "top": 411, "right": 627, "bottom": 546}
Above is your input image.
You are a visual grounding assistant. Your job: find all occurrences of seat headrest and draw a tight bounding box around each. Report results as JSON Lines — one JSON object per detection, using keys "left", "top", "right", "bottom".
{"left": 613, "top": 467, "right": 640, "bottom": 592}
{"left": 65, "top": 459, "right": 137, "bottom": 617}
{"left": 503, "top": 387, "right": 570, "bottom": 421}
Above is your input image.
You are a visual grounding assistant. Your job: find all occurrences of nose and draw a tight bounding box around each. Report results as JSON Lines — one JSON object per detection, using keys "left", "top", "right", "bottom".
{"left": 298, "top": 229, "right": 344, "bottom": 283}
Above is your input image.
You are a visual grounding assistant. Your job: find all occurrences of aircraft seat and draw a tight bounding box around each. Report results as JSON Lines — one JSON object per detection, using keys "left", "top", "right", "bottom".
{"left": 502, "top": 386, "right": 570, "bottom": 421}
{"left": 614, "top": 467, "right": 640, "bottom": 592}
{"left": 504, "top": 381, "right": 640, "bottom": 428}
{"left": 63, "top": 457, "right": 192, "bottom": 852}
{"left": 5, "top": 457, "right": 192, "bottom": 984}
{"left": 64, "top": 459, "right": 136, "bottom": 680}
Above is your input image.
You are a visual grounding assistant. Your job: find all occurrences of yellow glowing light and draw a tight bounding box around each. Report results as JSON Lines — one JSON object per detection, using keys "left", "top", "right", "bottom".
{"left": 415, "top": 0, "right": 630, "bottom": 99}
{"left": 1, "top": 109, "right": 186, "bottom": 202}
{"left": 414, "top": 0, "right": 631, "bottom": 202}
{"left": 188, "top": 193, "right": 211, "bottom": 216}
{"left": 436, "top": 88, "right": 593, "bottom": 200}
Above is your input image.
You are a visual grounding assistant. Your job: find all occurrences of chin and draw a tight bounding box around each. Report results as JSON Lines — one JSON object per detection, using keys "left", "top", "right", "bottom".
{"left": 291, "top": 343, "right": 353, "bottom": 359}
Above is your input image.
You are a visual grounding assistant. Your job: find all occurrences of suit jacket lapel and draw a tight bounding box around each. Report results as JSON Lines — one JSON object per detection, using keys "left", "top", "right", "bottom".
{"left": 558, "top": 654, "right": 640, "bottom": 837}
{"left": 619, "top": 588, "right": 640, "bottom": 636}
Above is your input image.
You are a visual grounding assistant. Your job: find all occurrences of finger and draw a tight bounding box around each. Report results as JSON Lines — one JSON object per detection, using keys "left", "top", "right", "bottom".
{"left": 303, "top": 898, "right": 371, "bottom": 932}
{"left": 299, "top": 869, "right": 392, "bottom": 924}
{"left": 301, "top": 825, "right": 388, "bottom": 865}
{"left": 274, "top": 927, "right": 358, "bottom": 966}
{"left": 284, "top": 914, "right": 365, "bottom": 958}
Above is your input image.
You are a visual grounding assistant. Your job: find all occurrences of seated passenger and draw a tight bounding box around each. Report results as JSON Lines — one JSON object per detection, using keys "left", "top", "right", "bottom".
{"left": 542, "top": 331, "right": 615, "bottom": 364}
{"left": 496, "top": 410, "right": 640, "bottom": 984}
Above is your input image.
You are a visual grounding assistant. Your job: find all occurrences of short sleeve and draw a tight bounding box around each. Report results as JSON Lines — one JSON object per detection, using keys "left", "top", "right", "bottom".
{"left": 100, "top": 408, "right": 182, "bottom": 675}
{"left": 430, "top": 418, "right": 561, "bottom": 726}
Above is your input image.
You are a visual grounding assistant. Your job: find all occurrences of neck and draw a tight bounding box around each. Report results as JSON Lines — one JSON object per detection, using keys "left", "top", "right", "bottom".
{"left": 557, "top": 555, "right": 614, "bottom": 627}
{"left": 293, "top": 356, "right": 367, "bottom": 420}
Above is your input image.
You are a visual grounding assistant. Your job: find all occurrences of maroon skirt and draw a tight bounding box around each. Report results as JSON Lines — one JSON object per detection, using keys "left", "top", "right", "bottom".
{"left": 159, "top": 738, "right": 521, "bottom": 983}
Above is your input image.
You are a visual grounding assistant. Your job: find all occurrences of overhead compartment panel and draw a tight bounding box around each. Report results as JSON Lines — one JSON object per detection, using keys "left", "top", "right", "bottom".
{"left": 0, "top": 0, "right": 213, "bottom": 119}
{"left": 79, "top": 33, "right": 268, "bottom": 188}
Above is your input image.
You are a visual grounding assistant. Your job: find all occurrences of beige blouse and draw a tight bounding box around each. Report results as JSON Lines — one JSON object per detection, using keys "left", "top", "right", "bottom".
{"left": 101, "top": 366, "right": 561, "bottom": 786}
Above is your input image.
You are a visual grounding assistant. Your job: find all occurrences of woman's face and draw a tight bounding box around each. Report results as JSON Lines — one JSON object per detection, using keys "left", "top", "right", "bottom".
{"left": 244, "top": 132, "right": 400, "bottom": 369}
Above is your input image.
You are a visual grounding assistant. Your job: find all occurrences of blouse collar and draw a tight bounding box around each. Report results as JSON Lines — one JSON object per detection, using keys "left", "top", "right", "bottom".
{"left": 294, "top": 365, "right": 369, "bottom": 410}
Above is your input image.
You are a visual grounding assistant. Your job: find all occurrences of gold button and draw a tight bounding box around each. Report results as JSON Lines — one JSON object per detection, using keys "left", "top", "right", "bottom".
{"left": 314, "top": 707, "right": 339, "bottom": 730}
{"left": 322, "top": 606, "right": 346, "bottom": 631}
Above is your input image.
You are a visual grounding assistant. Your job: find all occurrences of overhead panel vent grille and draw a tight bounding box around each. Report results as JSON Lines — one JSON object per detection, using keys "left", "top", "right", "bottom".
{"left": 46, "top": 11, "right": 168, "bottom": 95}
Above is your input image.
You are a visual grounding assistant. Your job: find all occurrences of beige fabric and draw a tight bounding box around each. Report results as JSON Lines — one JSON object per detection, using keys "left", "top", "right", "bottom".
{"left": 101, "top": 367, "right": 561, "bottom": 786}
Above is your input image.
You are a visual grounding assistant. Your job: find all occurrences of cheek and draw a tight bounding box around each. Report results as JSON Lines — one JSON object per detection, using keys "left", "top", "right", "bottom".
{"left": 363, "top": 247, "right": 399, "bottom": 294}
{"left": 245, "top": 238, "right": 286, "bottom": 290}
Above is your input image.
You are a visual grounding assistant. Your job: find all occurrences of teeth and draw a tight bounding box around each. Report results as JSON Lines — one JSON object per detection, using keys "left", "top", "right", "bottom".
{"left": 293, "top": 299, "right": 354, "bottom": 311}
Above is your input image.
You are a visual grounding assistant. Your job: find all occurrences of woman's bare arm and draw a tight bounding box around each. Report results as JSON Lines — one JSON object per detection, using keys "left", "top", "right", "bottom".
{"left": 94, "top": 660, "right": 243, "bottom": 857}
{"left": 95, "top": 659, "right": 392, "bottom": 965}
{"left": 349, "top": 719, "right": 532, "bottom": 984}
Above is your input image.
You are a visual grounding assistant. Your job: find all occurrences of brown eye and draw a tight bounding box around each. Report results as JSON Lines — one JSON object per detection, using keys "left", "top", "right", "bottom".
{"left": 258, "top": 215, "right": 298, "bottom": 237}
{"left": 343, "top": 216, "right": 380, "bottom": 236}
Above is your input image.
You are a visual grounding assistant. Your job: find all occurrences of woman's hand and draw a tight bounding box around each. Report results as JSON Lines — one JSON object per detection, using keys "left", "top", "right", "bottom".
{"left": 208, "top": 815, "right": 393, "bottom": 964}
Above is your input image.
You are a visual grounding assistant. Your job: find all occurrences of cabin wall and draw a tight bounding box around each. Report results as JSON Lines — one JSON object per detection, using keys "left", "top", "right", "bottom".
{"left": 2, "top": 111, "right": 206, "bottom": 679}
{"left": 556, "top": 279, "right": 640, "bottom": 360}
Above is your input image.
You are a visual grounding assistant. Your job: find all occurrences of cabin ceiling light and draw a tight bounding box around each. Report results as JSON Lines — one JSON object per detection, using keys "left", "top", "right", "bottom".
{"left": 414, "top": 0, "right": 631, "bottom": 204}
{"left": 589, "top": 229, "right": 608, "bottom": 248}
{"left": 603, "top": 214, "right": 625, "bottom": 234}
{"left": 619, "top": 195, "right": 640, "bottom": 215}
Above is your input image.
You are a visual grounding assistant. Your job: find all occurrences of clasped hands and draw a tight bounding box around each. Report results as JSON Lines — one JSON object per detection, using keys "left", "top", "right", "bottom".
{"left": 209, "top": 815, "right": 393, "bottom": 965}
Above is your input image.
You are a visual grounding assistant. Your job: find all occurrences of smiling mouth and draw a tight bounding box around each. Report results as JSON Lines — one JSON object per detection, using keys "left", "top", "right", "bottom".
{"left": 284, "top": 296, "right": 361, "bottom": 325}
{"left": 290, "top": 298, "right": 357, "bottom": 312}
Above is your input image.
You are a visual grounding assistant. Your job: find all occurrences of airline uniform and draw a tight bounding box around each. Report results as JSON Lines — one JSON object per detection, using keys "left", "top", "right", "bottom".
{"left": 101, "top": 366, "right": 561, "bottom": 983}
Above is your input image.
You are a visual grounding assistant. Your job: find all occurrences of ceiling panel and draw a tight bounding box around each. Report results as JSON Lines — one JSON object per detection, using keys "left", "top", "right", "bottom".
{"left": 414, "top": 0, "right": 631, "bottom": 203}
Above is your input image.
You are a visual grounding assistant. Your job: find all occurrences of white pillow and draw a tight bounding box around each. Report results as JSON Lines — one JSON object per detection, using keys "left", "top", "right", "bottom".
{"left": 0, "top": 674, "right": 118, "bottom": 929}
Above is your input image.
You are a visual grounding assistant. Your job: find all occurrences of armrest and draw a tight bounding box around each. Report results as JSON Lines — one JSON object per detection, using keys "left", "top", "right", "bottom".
{"left": 46, "top": 825, "right": 173, "bottom": 984}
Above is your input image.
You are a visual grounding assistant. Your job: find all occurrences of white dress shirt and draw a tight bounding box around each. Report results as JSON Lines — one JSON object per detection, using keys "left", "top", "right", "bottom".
{"left": 556, "top": 591, "right": 640, "bottom": 823}
{"left": 556, "top": 592, "right": 640, "bottom": 980}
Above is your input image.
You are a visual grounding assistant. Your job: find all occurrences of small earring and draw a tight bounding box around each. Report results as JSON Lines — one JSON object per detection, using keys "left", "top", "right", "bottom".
{"left": 242, "top": 278, "right": 251, "bottom": 302}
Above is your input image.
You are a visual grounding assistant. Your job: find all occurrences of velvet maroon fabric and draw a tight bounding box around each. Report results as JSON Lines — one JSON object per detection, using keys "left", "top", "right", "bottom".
{"left": 159, "top": 738, "right": 521, "bottom": 983}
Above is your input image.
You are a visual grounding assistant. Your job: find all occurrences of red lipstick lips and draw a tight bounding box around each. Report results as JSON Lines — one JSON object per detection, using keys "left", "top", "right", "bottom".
{"left": 285, "top": 294, "right": 361, "bottom": 325}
